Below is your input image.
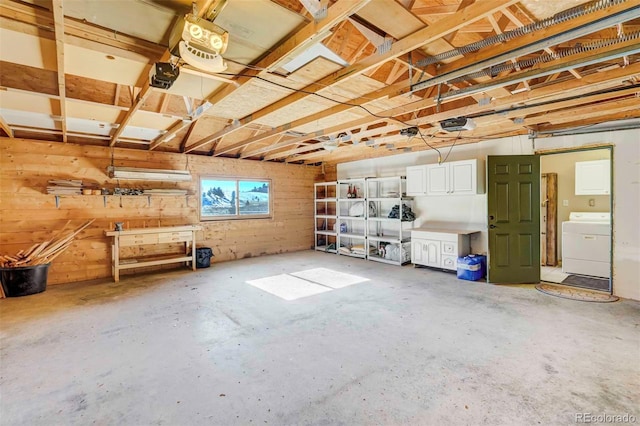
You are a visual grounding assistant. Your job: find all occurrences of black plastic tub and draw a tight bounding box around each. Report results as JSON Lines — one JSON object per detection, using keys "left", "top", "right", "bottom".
{"left": 195, "top": 247, "right": 213, "bottom": 269}
{"left": 0, "top": 263, "right": 50, "bottom": 297}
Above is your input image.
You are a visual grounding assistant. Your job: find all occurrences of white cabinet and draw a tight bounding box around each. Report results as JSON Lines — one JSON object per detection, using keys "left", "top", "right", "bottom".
{"left": 426, "top": 159, "right": 484, "bottom": 196}
{"left": 411, "top": 228, "right": 479, "bottom": 271}
{"left": 314, "top": 182, "right": 338, "bottom": 253}
{"left": 406, "top": 165, "right": 427, "bottom": 196}
{"left": 412, "top": 239, "right": 441, "bottom": 268}
{"left": 426, "top": 164, "right": 448, "bottom": 196}
{"left": 575, "top": 160, "right": 610, "bottom": 195}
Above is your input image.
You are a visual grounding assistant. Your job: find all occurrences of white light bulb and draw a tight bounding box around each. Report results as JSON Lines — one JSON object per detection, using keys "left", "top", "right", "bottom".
{"left": 210, "top": 34, "right": 223, "bottom": 51}
{"left": 189, "top": 24, "right": 203, "bottom": 40}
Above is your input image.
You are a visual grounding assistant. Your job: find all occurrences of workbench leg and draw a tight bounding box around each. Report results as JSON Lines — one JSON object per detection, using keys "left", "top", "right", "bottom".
{"left": 113, "top": 238, "right": 120, "bottom": 282}
{"left": 191, "top": 233, "right": 196, "bottom": 271}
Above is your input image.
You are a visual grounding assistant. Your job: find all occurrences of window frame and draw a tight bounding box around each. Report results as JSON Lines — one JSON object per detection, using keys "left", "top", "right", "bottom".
{"left": 199, "top": 176, "right": 273, "bottom": 221}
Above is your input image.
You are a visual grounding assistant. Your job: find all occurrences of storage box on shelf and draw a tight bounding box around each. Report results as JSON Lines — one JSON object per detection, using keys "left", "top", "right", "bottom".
{"left": 337, "top": 179, "right": 367, "bottom": 258}
{"left": 314, "top": 182, "right": 338, "bottom": 253}
{"left": 366, "top": 176, "right": 414, "bottom": 265}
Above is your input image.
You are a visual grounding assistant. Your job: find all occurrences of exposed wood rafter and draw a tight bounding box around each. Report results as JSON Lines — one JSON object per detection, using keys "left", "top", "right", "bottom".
{"left": 51, "top": 0, "right": 67, "bottom": 142}
{"left": 0, "top": 113, "right": 14, "bottom": 138}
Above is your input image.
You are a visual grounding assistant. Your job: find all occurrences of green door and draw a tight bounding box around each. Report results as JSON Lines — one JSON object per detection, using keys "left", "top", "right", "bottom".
{"left": 487, "top": 155, "right": 540, "bottom": 283}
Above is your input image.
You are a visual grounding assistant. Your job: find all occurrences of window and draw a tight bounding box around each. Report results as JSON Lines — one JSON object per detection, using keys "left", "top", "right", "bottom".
{"left": 200, "top": 177, "right": 271, "bottom": 220}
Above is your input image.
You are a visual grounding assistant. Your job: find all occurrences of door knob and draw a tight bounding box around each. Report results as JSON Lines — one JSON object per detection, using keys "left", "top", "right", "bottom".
{"left": 489, "top": 224, "right": 497, "bottom": 229}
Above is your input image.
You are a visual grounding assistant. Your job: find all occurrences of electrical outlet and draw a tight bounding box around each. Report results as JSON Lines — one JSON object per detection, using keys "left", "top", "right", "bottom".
{"left": 563, "top": 200, "right": 569, "bottom": 207}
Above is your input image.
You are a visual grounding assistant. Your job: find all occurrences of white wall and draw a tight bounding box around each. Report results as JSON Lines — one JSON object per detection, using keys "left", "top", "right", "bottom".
{"left": 337, "top": 130, "right": 640, "bottom": 300}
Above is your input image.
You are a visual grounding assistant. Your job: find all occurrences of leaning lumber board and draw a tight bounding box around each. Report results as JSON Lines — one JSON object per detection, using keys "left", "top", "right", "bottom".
{"left": 34, "top": 220, "right": 94, "bottom": 259}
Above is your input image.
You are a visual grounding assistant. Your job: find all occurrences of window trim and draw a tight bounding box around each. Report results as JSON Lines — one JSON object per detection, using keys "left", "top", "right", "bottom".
{"left": 199, "top": 176, "right": 273, "bottom": 221}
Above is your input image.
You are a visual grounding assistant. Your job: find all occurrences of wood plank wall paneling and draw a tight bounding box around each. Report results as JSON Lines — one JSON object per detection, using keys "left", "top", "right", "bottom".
{"left": 0, "top": 138, "right": 324, "bottom": 284}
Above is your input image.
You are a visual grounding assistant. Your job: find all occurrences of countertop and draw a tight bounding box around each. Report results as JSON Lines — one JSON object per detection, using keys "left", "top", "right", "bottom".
{"left": 410, "top": 227, "right": 483, "bottom": 235}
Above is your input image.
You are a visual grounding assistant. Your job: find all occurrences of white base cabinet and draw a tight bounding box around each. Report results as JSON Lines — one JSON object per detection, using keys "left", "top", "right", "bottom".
{"left": 411, "top": 228, "right": 479, "bottom": 271}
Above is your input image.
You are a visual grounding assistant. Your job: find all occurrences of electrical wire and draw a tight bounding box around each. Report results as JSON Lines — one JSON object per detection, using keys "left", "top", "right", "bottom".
{"left": 416, "top": 130, "right": 442, "bottom": 160}
{"left": 440, "top": 131, "right": 460, "bottom": 164}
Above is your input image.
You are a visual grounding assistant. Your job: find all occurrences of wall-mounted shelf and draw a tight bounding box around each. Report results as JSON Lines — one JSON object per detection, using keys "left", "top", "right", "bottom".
{"left": 52, "top": 193, "right": 193, "bottom": 208}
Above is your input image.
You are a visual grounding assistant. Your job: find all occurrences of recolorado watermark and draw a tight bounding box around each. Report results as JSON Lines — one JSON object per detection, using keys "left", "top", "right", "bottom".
{"left": 575, "top": 413, "right": 637, "bottom": 423}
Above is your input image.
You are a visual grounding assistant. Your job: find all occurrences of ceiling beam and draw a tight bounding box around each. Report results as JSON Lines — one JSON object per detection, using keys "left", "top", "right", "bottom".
{"left": 0, "top": 113, "right": 14, "bottom": 138}
{"left": 149, "top": 119, "right": 190, "bottom": 151}
{"left": 183, "top": 0, "right": 372, "bottom": 153}
{"left": 179, "top": 121, "right": 199, "bottom": 153}
{"left": 51, "top": 0, "right": 66, "bottom": 142}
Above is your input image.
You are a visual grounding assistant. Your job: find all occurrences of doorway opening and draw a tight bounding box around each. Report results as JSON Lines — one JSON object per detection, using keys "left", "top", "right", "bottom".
{"left": 538, "top": 146, "right": 613, "bottom": 293}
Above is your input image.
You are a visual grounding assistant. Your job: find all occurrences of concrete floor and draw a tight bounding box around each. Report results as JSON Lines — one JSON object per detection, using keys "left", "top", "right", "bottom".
{"left": 1, "top": 251, "right": 638, "bottom": 425}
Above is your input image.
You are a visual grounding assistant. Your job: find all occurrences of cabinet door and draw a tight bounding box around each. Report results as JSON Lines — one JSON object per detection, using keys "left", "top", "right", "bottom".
{"left": 406, "top": 166, "right": 427, "bottom": 196}
{"left": 412, "top": 240, "right": 425, "bottom": 265}
{"left": 575, "top": 160, "right": 610, "bottom": 195}
{"left": 450, "top": 160, "right": 477, "bottom": 195}
{"left": 426, "top": 164, "right": 449, "bottom": 195}
{"left": 423, "top": 239, "right": 441, "bottom": 267}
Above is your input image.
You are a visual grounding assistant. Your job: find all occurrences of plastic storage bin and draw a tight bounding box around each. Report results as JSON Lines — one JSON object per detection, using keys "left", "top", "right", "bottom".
{"left": 457, "top": 255, "right": 486, "bottom": 281}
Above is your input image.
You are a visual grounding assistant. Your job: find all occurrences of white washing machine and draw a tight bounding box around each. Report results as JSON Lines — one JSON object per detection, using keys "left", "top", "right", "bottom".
{"left": 562, "top": 212, "right": 611, "bottom": 278}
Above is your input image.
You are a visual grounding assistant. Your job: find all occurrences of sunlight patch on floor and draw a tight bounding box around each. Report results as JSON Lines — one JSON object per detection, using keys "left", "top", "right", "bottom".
{"left": 246, "top": 268, "right": 369, "bottom": 300}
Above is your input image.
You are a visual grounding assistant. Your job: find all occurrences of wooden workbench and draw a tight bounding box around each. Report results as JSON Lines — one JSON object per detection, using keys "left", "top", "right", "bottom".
{"left": 105, "top": 225, "right": 202, "bottom": 282}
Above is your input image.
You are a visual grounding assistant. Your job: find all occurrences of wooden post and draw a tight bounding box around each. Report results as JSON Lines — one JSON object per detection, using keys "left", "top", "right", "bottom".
{"left": 546, "top": 173, "right": 558, "bottom": 266}
{"left": 541, "top": 174, "right": 547, "bottom": 266}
